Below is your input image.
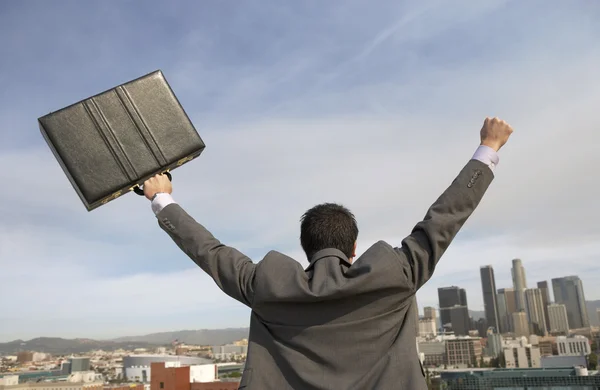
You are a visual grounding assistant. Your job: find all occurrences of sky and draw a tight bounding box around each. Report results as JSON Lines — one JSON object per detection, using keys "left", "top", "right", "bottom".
{"left": 1, "top": 0, "right": 599, "bottom": 342}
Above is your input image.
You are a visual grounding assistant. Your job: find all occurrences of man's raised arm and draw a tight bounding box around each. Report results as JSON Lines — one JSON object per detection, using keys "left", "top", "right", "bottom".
{"left": 396, "top": 117, "right": 513, "bottom": 291}
{"left": 142, "top": 176, "right": 257, "bottom": 307}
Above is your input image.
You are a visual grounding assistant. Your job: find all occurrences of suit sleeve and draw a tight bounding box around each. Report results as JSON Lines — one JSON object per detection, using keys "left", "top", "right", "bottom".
{"left": 395, "top": 157, "right": 495, "bottom": 291}
{"left": 156, "top": 203, "right": 257, "bottom": 307}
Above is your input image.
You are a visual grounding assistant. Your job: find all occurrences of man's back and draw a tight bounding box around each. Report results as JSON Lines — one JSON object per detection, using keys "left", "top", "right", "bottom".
{"left": 243, "top": 243, "right": 424, "bottom": 389}
{"left": 146, "top": 117, "right": 513, "bottom": 389}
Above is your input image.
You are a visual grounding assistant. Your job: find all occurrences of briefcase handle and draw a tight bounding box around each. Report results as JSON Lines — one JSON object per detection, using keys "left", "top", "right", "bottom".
{"left": 132, "top": 171, "right": 172, "bottom": 196}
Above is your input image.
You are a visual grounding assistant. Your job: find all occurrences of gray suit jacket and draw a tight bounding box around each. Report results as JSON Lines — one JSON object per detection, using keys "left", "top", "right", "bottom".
{"left": 156, "top": 159, "right": 494, "bottom": 389}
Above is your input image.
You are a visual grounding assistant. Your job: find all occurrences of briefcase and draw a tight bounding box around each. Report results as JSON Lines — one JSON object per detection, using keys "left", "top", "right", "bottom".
{"left": 38, "top": 70, "right": 205, "bottom": 211}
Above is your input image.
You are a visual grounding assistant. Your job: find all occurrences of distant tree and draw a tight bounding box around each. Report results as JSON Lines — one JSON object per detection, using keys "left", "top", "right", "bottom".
{"left": 588, "top": 353, "right": 598, "bottom": 370}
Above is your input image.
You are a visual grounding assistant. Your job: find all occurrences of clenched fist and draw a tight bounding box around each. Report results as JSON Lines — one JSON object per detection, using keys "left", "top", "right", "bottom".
{"left": 480, "top": 117, "right": 513, "bottom": 151}
{"left": 143, "top": 173, "right": 172, "bottom": 200}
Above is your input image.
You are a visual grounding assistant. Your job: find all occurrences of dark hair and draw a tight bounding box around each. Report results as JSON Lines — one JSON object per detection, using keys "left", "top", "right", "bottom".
{"left": 300, "top": 203, "right": 359, "bottom": 259}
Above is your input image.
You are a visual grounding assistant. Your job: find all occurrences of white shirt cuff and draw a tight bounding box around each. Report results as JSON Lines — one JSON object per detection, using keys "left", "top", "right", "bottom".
{"left": 151, "top": 193, "right": 176, "bottom": 215}
{"left": 472, "top": 145, "right": 499, "bottom": 171}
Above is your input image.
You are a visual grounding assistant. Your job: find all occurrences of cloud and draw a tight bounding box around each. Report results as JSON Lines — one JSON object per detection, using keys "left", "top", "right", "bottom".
{"left": 1, "top": 0, "right": 599, "bottom": 341}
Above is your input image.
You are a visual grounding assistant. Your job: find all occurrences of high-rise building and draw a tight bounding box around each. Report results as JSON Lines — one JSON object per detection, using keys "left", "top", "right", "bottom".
{"left": 449, "top": 305, "right": 471, "bottom": 336}
{"left": 487, "top": 333, "right": 504, "bottom": 358}
{"left": 460, "top": 289, "right": 468, "bottom": 307}
{"left": 438, "top": 286, "right": 469, "bottom": 331}
{"left": 511, "top": 259, "right": 527, "bottom": 312}
{"left": 424, "top": 306, "right": 437, "bottom": 321}
{"left": 424, "top": 306, "right": 437, "bottom": 331}
{"left": 548, "top": 303, "right": 569, "bottom": 334}
{"left": 551, "top": 276, "right": 590, "bottom": 329}
{"left": 480, "top": 265, "right": 500, "bottom": 333}
{"left": 537, "top": 281, "right": 551, "bottom": 330}
{"left": 524, "top": 288, "right": 547, "bottom": 335}
{"left": 497, "top": 288, "right": 517, "bottom": 333}
{"left": 418, "top": 318, "right": 437, "bottom": 338}
{"left": 512, "top": 311, "right": 529, "bottom": 337}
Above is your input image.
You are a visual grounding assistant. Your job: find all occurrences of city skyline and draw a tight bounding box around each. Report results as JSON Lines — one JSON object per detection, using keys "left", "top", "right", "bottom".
{"left": 1, "top": 256, "right": 599, "bottom": 342}
{"left": 2, "top": 1, "right": 600, "bottom": 341}
{"left": 431, "top": 256, "right": 597, "bottom": 339}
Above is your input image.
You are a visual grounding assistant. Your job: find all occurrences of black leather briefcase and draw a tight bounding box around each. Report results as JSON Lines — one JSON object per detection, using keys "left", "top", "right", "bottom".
{"left": 38, "top": 70, "right": 205, "bottom": 211}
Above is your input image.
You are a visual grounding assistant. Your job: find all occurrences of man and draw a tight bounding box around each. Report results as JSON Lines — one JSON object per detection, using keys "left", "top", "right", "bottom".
{"left": 143, "top": 117, "right": 513, "bottom": 389}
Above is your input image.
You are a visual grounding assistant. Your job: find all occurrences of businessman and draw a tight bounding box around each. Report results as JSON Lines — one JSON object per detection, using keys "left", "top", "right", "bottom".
{"left": 143, "top": 117, "right": 513, "bottom": 389}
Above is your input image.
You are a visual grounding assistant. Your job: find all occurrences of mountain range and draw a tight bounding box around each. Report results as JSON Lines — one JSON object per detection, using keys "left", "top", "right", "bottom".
{"left": 111, "top": 328, "right": 250, "bottom": 346}
{"left": 1, "top": 301, "right": 597, "bottom": 355}
{"left": 0, "top": 328, "right": 250, "bottom": 355}
{"left": 0, "top": 337, "right": 158, "bottom": 355}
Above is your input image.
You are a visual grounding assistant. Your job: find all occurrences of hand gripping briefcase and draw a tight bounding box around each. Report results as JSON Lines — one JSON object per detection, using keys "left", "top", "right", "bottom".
{"left": 38, "top": 70, "right": 205, "bottom": 211}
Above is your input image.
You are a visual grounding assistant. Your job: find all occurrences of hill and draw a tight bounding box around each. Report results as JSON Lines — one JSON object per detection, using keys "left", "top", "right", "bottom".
{"left": 0, "top": 337, "right": 156, "bottom": 355}
{"left": 0, "top": 328, "right": 250, "bottom": 355}
{"left": 112, "top": 328, "right": 250, "bottom": 345}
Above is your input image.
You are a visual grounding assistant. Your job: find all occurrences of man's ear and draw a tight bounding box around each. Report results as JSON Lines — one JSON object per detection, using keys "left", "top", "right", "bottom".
{"left": 352, "top": 241, "right": 357, "bottom": 258}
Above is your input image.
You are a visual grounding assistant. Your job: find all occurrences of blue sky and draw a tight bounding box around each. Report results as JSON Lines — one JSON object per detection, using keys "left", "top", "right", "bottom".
{"left": 1, "top": 0, "right": 600, "bottom": 341}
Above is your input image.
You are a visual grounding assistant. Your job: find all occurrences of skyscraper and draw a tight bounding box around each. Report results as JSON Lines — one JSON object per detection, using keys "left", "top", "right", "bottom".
{"left": 438, "top": 286, "right": 470, "bottom": 334}
{"left": 497, "top": 288, "right": 517, "bottom": 333}
{"left": 424, "top": 306, "right": 437, "bottom": 327}
{"left": 548, "top": 303, "right": 570, "bottom": 334}
{"left": 537, "top": 281, "right": 551, "bottom": 330}
{"left": 460, "top": 289, "right": 468, "bottom": 308}
{"left": 512, "top": 311, "right": 529, "bottom": 337}
{"left": 438, "top": 286, "right": 467, "bottom": 325}
{"left": 524, "top": 288, "right": 547, "bottom": 335}
{"left": 422, "top": 307, "right": 439, "bottom": 336}
{"left": 480, "top": 265, "right": 500, "bottom": 332}
{"left": 449, "top": 305, "right": 471, "bottom": 336}
{"left": 552, "top": 276, "right": 590, "bottom": 329}
{"left": 511, "top": 259, "right": 527, "bottom": 312}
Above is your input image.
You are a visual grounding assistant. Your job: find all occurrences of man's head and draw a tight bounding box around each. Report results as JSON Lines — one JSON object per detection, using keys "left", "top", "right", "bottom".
{"left": 300, "top": 203, "right": 359, "bottom": 261}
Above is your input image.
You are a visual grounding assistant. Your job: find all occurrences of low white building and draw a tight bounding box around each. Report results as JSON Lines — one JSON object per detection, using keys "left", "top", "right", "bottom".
{"left": 123, "top": 354, "right": 212, "bottom": 382}
{"left": 211, "top": 345, "right": 247, "bottom": 360}
{"left": 0, "top": 375, "right": 19, "bottom": 386}
{"left": 189, "top": 365, "right": 217, "bottom": 383}
{"left": 503, "top": 346, "right": 541, "bottom": 368}
{"left": 67, "top": 371, "right": 103, "bottom": 383}
{"left": 31, "top": 353, "right": 48, "bottom": 363}
{"left": 556, "top": 335, "right": 591, "bottom": 356}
